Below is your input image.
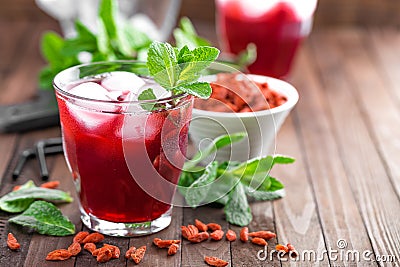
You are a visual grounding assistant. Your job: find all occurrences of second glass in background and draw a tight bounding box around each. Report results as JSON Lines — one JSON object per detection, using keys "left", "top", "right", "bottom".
{"left": 215, "top": 0, "right": 318, "bottom": 79}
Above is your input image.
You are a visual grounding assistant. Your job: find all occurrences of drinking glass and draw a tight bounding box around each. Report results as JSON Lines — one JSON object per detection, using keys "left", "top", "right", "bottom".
{"left": 215, "top": 0, "right": 318, "bottom": 79}
{"left": 53, "top": 61, "right": 193, "bottom": 236}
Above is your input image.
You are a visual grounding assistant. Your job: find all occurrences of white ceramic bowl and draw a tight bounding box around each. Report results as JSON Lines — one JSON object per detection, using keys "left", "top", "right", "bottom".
{"left": 189, "top": 74, "right": 299, "bottom": 161}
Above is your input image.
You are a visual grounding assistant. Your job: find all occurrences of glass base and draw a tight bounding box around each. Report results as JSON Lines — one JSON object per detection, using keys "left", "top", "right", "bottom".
{"left": 80, "top": 207, "right": 172, "bottom": 237}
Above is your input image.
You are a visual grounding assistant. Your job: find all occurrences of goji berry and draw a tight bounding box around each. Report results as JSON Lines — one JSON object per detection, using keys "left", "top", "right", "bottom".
{"left": 188, "top": 232, "right": 209, "bottom": 243}
{"left": 167, "top": 243, "right": 179, "bottom": 256}
{"left": 12, "top": 185, "right": 21, "bottom": 191}
{"left": 287, "top": 243, "right": 298, "bottom": 257}
{"left": 96, "top": 247, "right": 112, "bottom": 263}
{"left": 73, "top": 231, "right": 89, "bottom": 244}
{"left": 46, "top": 249, "right": 72, "bottom": 261}
{"left": 240, "top": 227, "right": 249, "bottom": 242}
{"left": 251, "top": 237, "right": 267, "bottom": 246}
{"left": 248, "top": 230, "right": 276, "bottom": 240}
{"left": 153, "top": 238, "right": 180, "bottom": 248}
{"left": 194, "top": 219, "right": 208, "bottom": 232}
{"left": 67, "top": 242, "right": 81, "bottom": 256}
{"left": 204, "top": 256, "right": 229, "bottom": 267}
{"left": 40, "top": 180, "right": 60, "bottom": 189}
{"left": 104, "top": 244, "right": 120, "bottom": 258}
{"left": 83, "top": 243, "right": 96, "bottom": 254}
{"left": 276, "top": 244, "right": 289, "bottom": 253}
{"left": 210, "top": 230, "right": 224, "bottom": 241}
{"left": 125, "top": 246, "right": 136, "bottom": 259}
{"left": 207, "top": 223, "right": 222, "bottom": 231}
{"left": 225, "top": 229, "right": 237, "bottom": 241}
{"left": 7, "top": 233, "right": 20, "bottom": 250}
{"left": 82, "top": 232, "right": 104, "bottom": 243}
{"left": 131, "top": 245, "right": 146, "bottom": 264}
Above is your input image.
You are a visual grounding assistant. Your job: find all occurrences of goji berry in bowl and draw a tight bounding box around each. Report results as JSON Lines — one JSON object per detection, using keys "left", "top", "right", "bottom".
{"left": 190, "top": 73, "right": 299, "bottom": 161}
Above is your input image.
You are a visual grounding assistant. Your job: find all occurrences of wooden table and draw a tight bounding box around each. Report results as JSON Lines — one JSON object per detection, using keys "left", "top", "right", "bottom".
{"left": 1, "top": 18, "right": 400, "bottom": 266}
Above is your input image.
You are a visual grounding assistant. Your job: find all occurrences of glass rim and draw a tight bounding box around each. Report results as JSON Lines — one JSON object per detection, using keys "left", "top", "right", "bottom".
{"left": 53, "top": 60, "right": 189, "bottom": 105}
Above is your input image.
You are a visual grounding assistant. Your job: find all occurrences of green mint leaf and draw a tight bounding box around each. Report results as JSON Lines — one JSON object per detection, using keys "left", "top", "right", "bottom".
{"left": 177, "top": 46, "right": 220, "bottom": 85}
{"left": 224, "top": 183, "right": 252, "bottom": 226}
{"left": 0, "top": 187, "right": 73, "bottom": 213}
{"left": 177, "top": 45, "right": 193, "bottom": 64}
{"left": 9, "top": 201, "right": 75, "bottom": 236}
{"left": 40, "top": 32, "right": 65, "bottom": 68}
{"left": 236, "top": 43, "right": 257, "bottom": 68}
{"left": 245, "top": 188, "right": 285, "bottom": 201}
{"left": 231, "top": 156, "right": 274, "bottom": 177}
{"left": 138, "top": 88, "right": 157, "bottom": 111}
{"left": 147, "top": 41, "right": 179, "bottom": 89}
{"left": 97, "top": 18, "right": 113, "bottom": 57}
{"left": 175, "top": 82, "right": 211, "bottom": 99}
{"left": 273, "top": 155, "right": 296, "bottom": 165}
{"left": 62, "top": 21, "right": 97, "bottom": 56}
{"left": 99, "top": 0, "right": 118, "bottom": 40}
{"left": 184, "top": 132, "right": 246, "bottom": 170}
{"left": 123, "top": 24, "right": 152, "bottom": 50}
{"left": 268, "top": 177, "right": 285, "bottom": 191}
{"left": 184, "top": 161, "right": 218, "bottom": 207}
{"left": 173, "top": 17, "right": 211, "bottom": 49}
{"left": 17, "top": 180, "right": 37, "bottom": 190}
{"left": 38, "top": 66, "right": 54, "bottom": 90}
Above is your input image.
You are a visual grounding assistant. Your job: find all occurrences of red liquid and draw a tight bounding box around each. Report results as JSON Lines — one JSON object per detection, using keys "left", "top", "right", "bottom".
{"left": 217, "top": 1, "right": 305, "bottom": 78}
{"left": 57, "top": 86, "right": 192, "bottom": 223}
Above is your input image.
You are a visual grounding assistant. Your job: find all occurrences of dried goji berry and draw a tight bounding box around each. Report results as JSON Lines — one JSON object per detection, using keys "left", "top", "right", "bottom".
{"left": 207, "top": 223, "right": 222, "bottom": 231}
{"left": 92, "top": 248, "right": 100, "bottom": 256}
{"left": 84, "top": 243, "right": 96, "bottom": 254}
{"left": 210, "top": 230, "right": 224, "bottom": 241}
{"left": 46, "top": 249, "right": 72, "bottom": 261}
{"left": 131, "top": 245, "right": 146, "bottom": 264}
{"left": 248, "top": 230, "right": 276, "bottom": 240}
{"left": 40, "top": 180, "right": 60, "bottom": 189}
{"left": 167, "top": 243, "right": 179, "bottom": 256}
{"left": 251, "top": 237, "right": 267, "bottom": 246}
{"left": 287, "top": 243, "right": 298, "bottom": 257}
{"left": 82, "top": 232, "right": 104, "bottom": 244}
{"left": 194, "top": 219, "right": 208, "bottom": 232}
{"left": 188, "top": 224, "right": 199, "bottom": 236}
{"left": 12, "top": 185, "right": 21, "bottom": 191}
{"left": 225, "top": 229, "right": 236, "bottom": 241}
{"left": 153, "top": 238, "right": 180, "bottom": 248}
{"left": 7, "top": 233, "right": 20, "bottom": 250}
{"left": 204, "top": 256, "right": 229, "bottom": 267}
{"left": 104, "top": 244, "right": 120, "bottom": 258}
{"left": 67, "top": 242, "right": 81, "bottom": 256}
{"left": 188, "top": 232, "right": 209, "bottom": 243}
{"left": 96, "top": 247, "right": 112, "bottom": 263}
{"left": 125, "top": 246, "right": 136, "bottom": 259}
{"left": 276, "top": 244, "right": 289, "bottom": 253}
{"left": 73, "top": 231, "right": 89, "bottom": 244}
{"left": 240, "top": 227, "right": 249, "bottom": 242}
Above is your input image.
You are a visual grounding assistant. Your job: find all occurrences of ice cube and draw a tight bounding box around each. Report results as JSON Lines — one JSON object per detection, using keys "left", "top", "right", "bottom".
{"left": 68, "top": 82, "right": 110, "bottom": 101}
{"left": 101, "top": 71, "right": 146, "bottom": 93}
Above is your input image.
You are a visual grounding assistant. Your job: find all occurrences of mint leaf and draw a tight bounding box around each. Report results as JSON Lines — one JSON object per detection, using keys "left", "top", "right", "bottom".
{"left": 0, "top": 187, "right": 73, "bottom": 213}
{"left": 147, "top": 41, "right": 179, "bottom": 89}
{"left": 246, "top": 188, "right": 285, "bottom": 201}
{"left": 268, "top": 177, "right": 285, "bottom": 191}
{"left": 99, "top": 0, "right": 118, "bottom": 40}
{"left": 273, "top": 155, "right": 296, "bottom": 165}
{"left": 41, "top": 32, "right": 65, "bottom": 68}
{"left": 62, "top": 21, "right": 97, "bottom": 56}
{"left": 175, "top": 82, "right": 211, "bottom": 99}
{"left": 184, "top": 161, "right": 218, "bottom": 207}
{"left": 173, "top": 17, "right": 211, "bottom": 49}
{"left": 231, "top": 156, "right": 274, "bottom": 178}
{"left": 138, "top": 88, "right": 157, "bottom": 111}
{"left": 9, "top": 201, "right": 75, "bottom": 236}
{"left": 224, "top": 183, "right": 252, "bottom": 226}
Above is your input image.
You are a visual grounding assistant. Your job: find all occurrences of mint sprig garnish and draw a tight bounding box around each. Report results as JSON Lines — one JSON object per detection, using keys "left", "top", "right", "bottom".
{"left": 179, "top": 133, "right": 295, "bottom": 226}
{"left": 145, "top": 41, "right": 220, "bottom": 99}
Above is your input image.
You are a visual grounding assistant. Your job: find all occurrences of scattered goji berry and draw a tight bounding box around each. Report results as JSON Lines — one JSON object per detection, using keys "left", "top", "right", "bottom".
{"left": 181, "top": 226, "right": 190, "bottom": 239}
{"left": 188, "top": 224, "right": 199, "bottom": 236}
{"left": 251, "top": 237, "right": 267, "bottom": 246}
{"left": 40, "top": 180, "right": 60, "bottom": 189}
{"left": 167, "top": 243, "right": 179, "bottom": 256}
{"left": 96, "top": 246, "right": 112, "bottom": 263}
{"left": 82, "top": 232, "right": 104, "bottom": 244}
{"left": 194, "top": 219, "right": 208, "bottom": 232}
{"left": 240, "top": 227, "right": 249, "bottom": 242}
{"left": 207, "top": 223, "right": 222, "bottom": 231}
{"left": 131, "top": 245, "right": 146, "bottom": 264}
{"left": 7, "top": 233, "right": 20, "bottom": 250}
{"left": 287, "top": 243, "right": 298, "bottom": 257}
{"left": 153, "top": 238, "right": 180, "bottom": 248}
{"left": 248, "top": 230, "right": 276, "bottom": 240}
{"left": 210, "top": 230, "right": 224, "bottom": 241}
{"left": 188, "top": 232, "right": 209, "bottom": 243}
{"left": 83, "top": 243, "right": 96, "bottom": 254}
{"left": 67, "top": 242, "right": 81, "bottom": 256}
{"left": 12, "top": 185, "right": 21, "bottom": 191}
{"left": 204, "top": 256, "right": 229, "bottom": 267}
{"left": 276, "top": 244, "right": 289, "bottom": 253}
{"left": 46, "top": 249, "right": 72, "bottom": 261}
{"left": 225, "top": 229, "right": 237, "bottom": 241}
{"left": 92, "top": 248, "right": 100, "bottom": 256}
{"left": 103, "top": 244, "right": 120, "bottom": 258}
{"left": 125, "top": 246, "right": 136, "bottom": 259}
{"left": 73, "top": 231, "right": 89, "bottom": 244}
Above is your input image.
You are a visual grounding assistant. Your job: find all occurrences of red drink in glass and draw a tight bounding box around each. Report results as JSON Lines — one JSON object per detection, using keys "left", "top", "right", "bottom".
{"left": 54, "top": 62, "right": 193, "bottom": 236}
{"left": 216, "top": 0, "right": 317, "bottom": 79}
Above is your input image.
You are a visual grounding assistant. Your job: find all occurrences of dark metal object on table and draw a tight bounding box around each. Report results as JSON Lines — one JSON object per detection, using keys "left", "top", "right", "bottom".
{"left": 12, "top": 137, "right": 63, "bottom": 180}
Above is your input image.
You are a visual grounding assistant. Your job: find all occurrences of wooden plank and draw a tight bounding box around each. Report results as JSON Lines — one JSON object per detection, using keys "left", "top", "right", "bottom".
{"left": 309, "top": 29, "right": 400, "bottom": 264}
{"left": 181, "top": 206, "right": 231, "bottom": 267}
{"left": 272, "top": 116, "right": 328, "bottom": 266}
{"left": 0, "top": 134, "right": 18, "bottom": 184}
{"left": 286, "top": 39, "right": 377, "bottom": 266}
